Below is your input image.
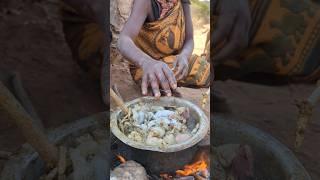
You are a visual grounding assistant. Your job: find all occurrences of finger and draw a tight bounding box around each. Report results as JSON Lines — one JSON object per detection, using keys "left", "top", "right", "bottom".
{"left": 149, "top": 74, "right": 160, "bottom": 98}
{"left": 182, "top": 66, "right": 189, "bottom": 80}
{"left": 141, "top": 74, "right": 148, "bottom": 95}
{"left": 215, "top": 21, "right": 248, "bottom": 62}
{"left": 212, "top": 12, "right": 236, "bottom": 47}
{"left": 177, "top": 64, "right": 187, "bottom": 81}
{"left": 155, "top": 70, "right": 171, "bottom": 96}
{"left": 163, "top": 66, "right": 177, "bottom": 90}
{"left": 174, "top": 62, "right": 184, "bottom": 77}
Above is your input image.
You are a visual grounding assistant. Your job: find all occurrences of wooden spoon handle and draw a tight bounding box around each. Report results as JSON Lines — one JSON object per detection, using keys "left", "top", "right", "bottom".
{"left": 110, "top": 88, "right": 129, "bottom": 114}
{"left": 0, "top": 82, "right": 58, "bottom": 167}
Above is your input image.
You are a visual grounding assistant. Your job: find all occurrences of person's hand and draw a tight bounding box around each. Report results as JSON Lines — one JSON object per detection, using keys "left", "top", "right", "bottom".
{"left": 141, "top": 59, "right": 177, "bottom": 98}
{"left": 173, "top": 54, "right": 189, "bottom": 81}
{"left": 212, "top": 0, "right": 251, "bottom": 63}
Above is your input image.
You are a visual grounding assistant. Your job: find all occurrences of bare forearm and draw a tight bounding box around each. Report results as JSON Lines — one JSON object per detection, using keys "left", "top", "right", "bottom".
{"left": 180, "top": 38, "right": 194, "bottom": 58}
{"left": 181, "top": 3, "right": 194, "bottom": 59}
{"left": 118, "top": 35, "right": 154, "bottom": 67}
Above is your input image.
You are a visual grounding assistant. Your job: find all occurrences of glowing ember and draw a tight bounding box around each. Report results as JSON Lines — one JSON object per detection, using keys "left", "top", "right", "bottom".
{"left": 160, "top": 173, "right": 173, "bottom": 180}
{"left": 176, "top": 160, "right": 207, "bottom": 176}
{"left": 117, "top": 154, "right": 126, "bottom": 163}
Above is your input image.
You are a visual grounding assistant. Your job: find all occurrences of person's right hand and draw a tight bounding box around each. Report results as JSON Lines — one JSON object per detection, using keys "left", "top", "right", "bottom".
{"left": 141, "top": 60, "right": 177, "bottom": 98}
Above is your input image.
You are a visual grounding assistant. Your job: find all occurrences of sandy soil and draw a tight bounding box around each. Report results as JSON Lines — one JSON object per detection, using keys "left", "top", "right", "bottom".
{"left": 214, "top": 81, "right": 320, "bottom": 179}
{"left": 193, "top": 24, "right": 209, "bottom": 55}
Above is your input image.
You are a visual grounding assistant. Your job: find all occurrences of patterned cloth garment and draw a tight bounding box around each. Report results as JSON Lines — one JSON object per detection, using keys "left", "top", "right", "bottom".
{"left": 156, "top": 0, "right": 178, "bottom": 18}
{"left": 214, "top": 0, "right": 320, "bottom": 82}
{"left": 131, "top": 0, "right": 210, "bottom": 87}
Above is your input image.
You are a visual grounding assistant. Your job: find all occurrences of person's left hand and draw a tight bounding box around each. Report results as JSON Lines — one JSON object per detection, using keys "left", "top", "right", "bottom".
{"left": 173, "top": 54, "right": 189, "bottom": 81}
{"left": 212, "top": 0, "right": 251, "bottom": 63}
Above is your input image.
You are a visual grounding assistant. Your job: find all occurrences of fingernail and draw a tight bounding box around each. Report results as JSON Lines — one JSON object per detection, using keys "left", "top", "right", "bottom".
{"left": 155, "top": 93, "right": 160, "bottom": 97}
{"left": 167, "top": 93, "right": 172, "bottom": 97}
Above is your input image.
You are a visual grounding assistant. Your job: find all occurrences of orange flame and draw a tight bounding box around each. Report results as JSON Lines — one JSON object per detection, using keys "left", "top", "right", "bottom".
{"left": 117, "top": 154, "right": 126, "bottom": 163}
{"left": 176, "top": 160, "right": 207, "bottom": 176}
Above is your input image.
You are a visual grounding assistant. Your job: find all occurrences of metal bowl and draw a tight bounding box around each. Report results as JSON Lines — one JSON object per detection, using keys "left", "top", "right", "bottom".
{"left": 110, "top": 96, "right": 209, "bottom": 152}
{"left": 214, "top": 115, "right": 311, "bottom": 180}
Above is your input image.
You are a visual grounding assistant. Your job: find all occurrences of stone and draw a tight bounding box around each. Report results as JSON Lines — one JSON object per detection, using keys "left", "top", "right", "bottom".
{"left": 110, "top": 160, "right": 148, "bottom": 180}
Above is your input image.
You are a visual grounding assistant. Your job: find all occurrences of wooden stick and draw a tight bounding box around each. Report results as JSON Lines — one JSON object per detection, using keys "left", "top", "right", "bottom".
{"left": 295, "top": 83, "right": 320, "bottom": 151}
{"left": 110, "top": 88, "right": 129, "bottom": 114}
{"left": 0, "top": 82, "right": 58, "bottom": 167}
{"left": 45, "top": 168, "right": 58, "bottom": 180}
{"left": 112, "top": 84, "right": 124, "bottom": 102}
{"left": 11, "top": 72, "right": 44, "bottom": 130}
{"left": 58, "top": 146, "right": 67, "bottom": 180}
{"left": 201, "top": 88, "right": 210, "bottom": 109}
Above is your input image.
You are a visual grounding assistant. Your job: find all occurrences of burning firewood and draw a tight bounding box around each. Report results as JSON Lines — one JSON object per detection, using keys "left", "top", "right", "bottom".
{"left": 176, "top": 176, "right": 196, "bottom": 180}
{"left": 176, "top": 160, "right": 208, "bottom": 177}
{"left": 160, "top": 173, "right": 174, "bottom": 180}
{"left": 194, "top": 174, "right": 207, "bottom": 180}
{"left": 117, "top": 154, "right": 126, "bottom": 164}
{"left": 174, "top": 147, "right": 210, "bottom": 179}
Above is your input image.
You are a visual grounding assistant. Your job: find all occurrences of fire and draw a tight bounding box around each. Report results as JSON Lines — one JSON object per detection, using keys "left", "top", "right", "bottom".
{"left": 160, "top": 173, "right": 173, "bottom": 180}
{"left": 175, "top": 147, "right": 209, "bottom": 177}
{"left": 116, "top": 154, "right": 126, "bottom": 163}
{"left": 176, "top": 160, "right": 207, "bottom": 176}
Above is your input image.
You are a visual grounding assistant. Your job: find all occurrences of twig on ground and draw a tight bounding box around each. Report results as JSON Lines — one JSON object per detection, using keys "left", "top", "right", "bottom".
{"left": 58, "top": 146, "right": 67, "bottom": 180}
{"left": 295, "top": 82, "right": 320, "bottom": 151}
{"left": 44, "top": 168, "right": 58, "bottom": 180}
{"left": 201, "top": 88, "right": 210, "bottom": 109}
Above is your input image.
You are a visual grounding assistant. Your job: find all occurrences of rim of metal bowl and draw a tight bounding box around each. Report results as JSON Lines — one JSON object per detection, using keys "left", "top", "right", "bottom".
{"left": 110, "top": 96, "right": 209, "bottom": 152}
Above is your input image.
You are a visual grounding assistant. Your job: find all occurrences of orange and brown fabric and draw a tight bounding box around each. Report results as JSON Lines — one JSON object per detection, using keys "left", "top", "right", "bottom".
{"left": 214, "top": 0, "right": 320, "bottom": 82}
{"left": 130, "top": 0, "right": 210, "bottom": 87}
{"left": 59, "top": 0, "right": 210, "bottom": 87}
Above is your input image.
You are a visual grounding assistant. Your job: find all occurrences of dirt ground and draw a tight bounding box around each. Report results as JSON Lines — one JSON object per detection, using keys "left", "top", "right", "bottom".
{"left": 0, "top": 0, "right": 104, "bottom": 170}
{"left": 214, "top": 81, "right": 320, "bottom": 179}
{"left": 0, "top": 1, "right": 319, "bottom": 180}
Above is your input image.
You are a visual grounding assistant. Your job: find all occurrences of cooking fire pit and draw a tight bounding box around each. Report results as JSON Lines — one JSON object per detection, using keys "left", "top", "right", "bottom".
{"left": 110, "top": 96, "right": 210, "bottom": 178}
{"left": 0, "top": 113, "right": 310, "bottom": 179}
